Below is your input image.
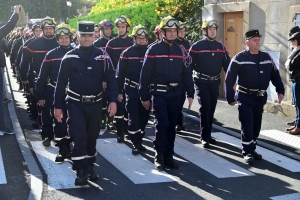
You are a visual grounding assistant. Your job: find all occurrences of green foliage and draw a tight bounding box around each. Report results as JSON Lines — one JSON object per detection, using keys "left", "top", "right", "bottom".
{"left": 69, "top": 2, "right": 161, "bottom": 38}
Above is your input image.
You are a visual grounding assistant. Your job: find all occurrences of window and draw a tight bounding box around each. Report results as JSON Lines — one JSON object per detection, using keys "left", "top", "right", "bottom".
{"left": 294, "top": 13, "right": 300, "bottom": 27}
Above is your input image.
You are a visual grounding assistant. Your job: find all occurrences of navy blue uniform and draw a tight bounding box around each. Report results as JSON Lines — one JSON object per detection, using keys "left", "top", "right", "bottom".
{"left": 175, "top": 38, "right": 192, "bottom": 128}
{"left": 116, "top": 45, "right": 150, "bottom": 145}
{"left": 106, "top": 36, "right": 133, "bottom": 137}
{"left": 20, "top": 37, "right": 59, "bottom": 127}
{"left": 225, "top": 50, "right": 284, "bottom": 155}
{"left": 94, "top": 37, "right": 111, "bottom": 128}
{"left": 36, "top": 46, "right": 73, "bottom": 143}
{"left": 139, "top": 40, "right": 194, "bottom": 157}
{"left": 0, "top": 13, "right": 19, "bottom": 40}
{"left": 189, "top": 39, "right": 230, "bottom": 142}
{"left": 54, "top": 45, "right": 118, "bottom": 170}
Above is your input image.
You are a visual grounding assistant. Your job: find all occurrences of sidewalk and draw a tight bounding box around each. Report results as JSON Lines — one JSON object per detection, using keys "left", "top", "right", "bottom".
{"left": 182, "top": 97, "right": 300, "bottom": 160}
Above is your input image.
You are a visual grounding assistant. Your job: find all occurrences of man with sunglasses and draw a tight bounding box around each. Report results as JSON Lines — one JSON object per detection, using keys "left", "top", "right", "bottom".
{"left": 54, "top": 21, "right": 117, "bottom": 186}
{"left": 94, "top": 19, "right": 115, "bottom": 130}
{"left": 35, "top": 23, "right": 73, "bottom": 163}
{"left": 189, "top": 19, "right": 230, "bottom": 148}
{"left": 140, "top": 16, "right": 194, "bottom": 171}
{"left": 116, "top": 25, "right": 150, "bottom": 155}
{"left": 106, "top": 15, "right": 133, "bottom": 142}
{"left": 20, "top": 16, "right": 59, "bottom": 142}
{"left": 175, "top": 21, "right": 192, "bottom": 132}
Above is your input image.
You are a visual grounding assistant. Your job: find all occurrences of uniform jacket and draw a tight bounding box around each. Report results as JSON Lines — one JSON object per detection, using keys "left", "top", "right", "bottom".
{"left": 0, "top": 13, "right": 19, "bottom": 40}
{"left": 54, "top": 45, "right": 118, "bottom": 109}
{"left": 139, "top": 40, "right": 195, "bottom": 101}
{"left": 116, "top": 44, "right": 147, "bottom": 94}
{"left": 225, "top": 49, "right": 285, "bottom": 106}
{"left": 35, "top": 46, "right": 73, "bottom": 101}
{"left": 94, "top": 37, "right": 109, "bottom": 49}
{"left": 175, "top": 38, "right": 191, "bottom": 53}
{"left": 10, "top": 36, "right": 24, "bottom": 64}
{"left": 106, "top": 36, "right": 133, "bottom": 69}
{"left": 189, "top": 39, "right": 230, "bottom": 85}
{"left": 285, "top": 46, "right": 300, "bottom": 80}
{"left": 20, "top": 37, "right": 58, "bottom": 81}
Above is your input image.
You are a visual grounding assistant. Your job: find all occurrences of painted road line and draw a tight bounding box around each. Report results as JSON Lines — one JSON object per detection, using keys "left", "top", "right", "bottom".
{"left": 99, "top": 128, "right": 106, "bottom": 135}
{"left": 0, "top": 148, "right": 7, "bottom": 184}
{"left": 148, "top": 136, "right": 254, "bottom": 178}
{"left": 270, "top": 193, "right": 300, "bottom": 200}
{"left": 260, "top": 130, "right": 300, "bottom": 149}
{"left": 212, "top": 132, "right": 300, "bottom": 172}
{"left": 31, "top": 141, "right": 88, "bottom": 190}
{"left": 96, "top": 138, "right": 176, "bottom": 184}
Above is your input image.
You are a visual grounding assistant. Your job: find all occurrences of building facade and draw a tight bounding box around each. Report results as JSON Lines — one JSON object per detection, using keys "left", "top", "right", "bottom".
{"left": 203, "top": 0, "right": 300, "bottom": 117}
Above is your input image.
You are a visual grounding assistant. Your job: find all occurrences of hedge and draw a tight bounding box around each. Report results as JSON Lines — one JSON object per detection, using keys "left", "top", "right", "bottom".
{"left": 68, "top": 2, "right": 161, "bottom": 39}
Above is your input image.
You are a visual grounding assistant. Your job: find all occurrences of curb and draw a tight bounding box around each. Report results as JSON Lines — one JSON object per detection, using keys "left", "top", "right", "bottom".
{"left": 4, "top": 66, "right": 43, "bottom": 200}
{"left": 182, "top": 111, "right": 300, "bottom": 162}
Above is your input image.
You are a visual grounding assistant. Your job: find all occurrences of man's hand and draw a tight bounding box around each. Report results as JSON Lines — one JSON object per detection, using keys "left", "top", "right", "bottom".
{"left": 107, "top": 102, "right": 117, "bottom": 117}
{"left": 142, "top": 100, "right": 150, "bottom": 110}
{"left": 229, "top": 101, "right": 237, "bottom": 106}
{"left": 54, "top": 108, "right": 63, "bottom": 123}
{"left": 118, "top": 94, "right": 123, "bottom": 102}
{"left": 14, "top": 5, "right": 20, "bottom": 14}
{"left": 102, "top": 82, "right": 107, "bottom": 91}
{"left": 30, "top": 88, "right": 34, "bottom": 95}
{"left": 22, "top": 80, "right": 29, "bottom": 84}
{"left": 187, "top": 97, "right": 193, "bottom": 110}
{"left": 278, "top": 94, "right": 284, "bottom": 104}
{"left": 38, "top": 100, "right": 46, "bottom": 107}
{"left": 11, "top": 63, "right": 16, "bottom": 66}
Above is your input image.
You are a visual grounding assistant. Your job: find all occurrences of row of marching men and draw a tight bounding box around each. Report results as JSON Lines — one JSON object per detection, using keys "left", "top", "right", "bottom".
{"left": 12, "top": 14, "right": 285, "bottom": 186}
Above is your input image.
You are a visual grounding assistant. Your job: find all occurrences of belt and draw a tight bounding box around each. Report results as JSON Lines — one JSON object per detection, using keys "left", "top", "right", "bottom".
{"left": 47, "top": 80, "right": 56, "bottom": 88}
{"left": 150, "top": 83, "right": 179, "bottom": 92}
{"left": 66, "top": 88, "right": 102, "bottom": 103}
{"left": 125, "top": 78, "right": 139, "bottom": 89}
{"left": 194, "top": 71, "right": 220, "bottom": 81}
{"left": 237, "top": 85, "right": 266, "bottom": 96}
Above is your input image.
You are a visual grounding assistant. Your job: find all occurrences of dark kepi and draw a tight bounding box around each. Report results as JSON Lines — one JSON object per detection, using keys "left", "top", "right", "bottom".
{"left": 244, "top": 29, "right": 262, "bottom": 40}
{"left": 78, "top": 21, "right": 94, "bottom": 34}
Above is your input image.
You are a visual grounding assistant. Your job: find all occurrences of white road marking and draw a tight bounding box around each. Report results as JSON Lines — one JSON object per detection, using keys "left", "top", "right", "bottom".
{"left": 0, "top": 148, "right": 7, "bottom": 184}
{"left": 96, "top": 138, "right": 176, "bottom": 184}
{"left": 99, "top": 128, "right": 106, "bottom": 135}
{"left": 148, "top": 136, "right": 255, "bottom": 178}
{"left": 30, "top": 141, "right": 88, "bottom": 190}
{"left": 260, "top": 130, "right": 300, "bottom": 149}
{"left": 212, "top": 132, "right": 300, "bottom": 172}
{"left": 270, "top": 192, "right": 300, "bottom": 200}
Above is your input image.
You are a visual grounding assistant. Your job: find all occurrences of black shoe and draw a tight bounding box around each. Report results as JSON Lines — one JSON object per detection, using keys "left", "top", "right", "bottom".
{"left": 243, "top": 154, "right": 254, "bottom": 164}
{"left": 132, "top": 143, "right": 140, "bottom": 155}
{"left": 154, "top": 151, "right": 164, "bottom": 171}
{"left": 175, "top": 125, "right": 182, "bottom": 132}
{"left": 55, "top": 145, "right": 71, "bottom": 162}
{"left": 252, "top": 151, "right": 262, "bottom": 160}
{"left": 138, "top": 144, "right": 147, "bottom": 152}
{"left": 209, "top": 137, "right": 217, "bottom": 145}
{"left": 32, "top": 120, "right": 39, "bottom": 128}
{"left": 42, "top": 138, "right": 51, "bottom": 147}
{"left": 75, "top": 169, "right": 88, "bottom": 186}
{"left": 164, "top": 157, "right": 179, "bottom": 169}
{"left": 87, "top": 165, "right": 98, "bottom": 181}
{"left": 117, "top": 132, "right": 124, "bottom": 143}
{"left": 201, "top": 140, "right": 210, "bottom": 148}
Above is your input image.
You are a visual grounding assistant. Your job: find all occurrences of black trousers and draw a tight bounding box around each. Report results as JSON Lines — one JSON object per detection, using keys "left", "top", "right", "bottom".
{"left": 66, "top": 101, "right": 102, "bottom": 170}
